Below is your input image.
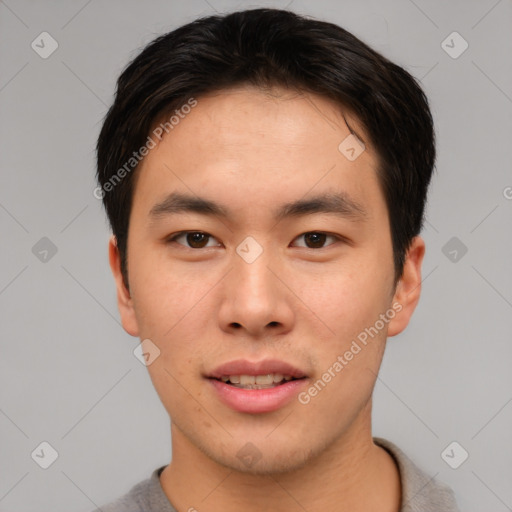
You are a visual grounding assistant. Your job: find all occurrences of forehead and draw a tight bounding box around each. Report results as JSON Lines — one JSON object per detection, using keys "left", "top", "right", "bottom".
{"left": 177, "top": 85, "right": 365, "bottom": 150}
{"left": 132, "top": 85, "right": 385, "bottom": 223}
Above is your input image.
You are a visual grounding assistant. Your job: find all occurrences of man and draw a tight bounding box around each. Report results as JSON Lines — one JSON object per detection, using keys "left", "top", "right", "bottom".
{"left": 93, "top": 7, "right": 460, "bottom": 512}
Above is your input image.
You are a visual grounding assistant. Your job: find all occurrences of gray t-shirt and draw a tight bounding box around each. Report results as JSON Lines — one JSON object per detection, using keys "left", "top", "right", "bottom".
{"left": 92, "top": 437, "right": 460, "bottom": 511}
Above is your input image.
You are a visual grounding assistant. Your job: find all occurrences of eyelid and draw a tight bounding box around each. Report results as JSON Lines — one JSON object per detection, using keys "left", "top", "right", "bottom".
{"left": 166, "top": 231, "right": 222, "bottom": 248}
{"left": 166, "top": 230, "right": 348, "bottom": 250}
{"left": 291, "top": 231, "right": 344, "bottom": 248}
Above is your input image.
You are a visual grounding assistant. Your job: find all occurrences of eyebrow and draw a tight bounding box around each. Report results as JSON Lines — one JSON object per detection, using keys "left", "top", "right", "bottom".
{"left": 148, "top": 191, "right": 367, "bottom": 223}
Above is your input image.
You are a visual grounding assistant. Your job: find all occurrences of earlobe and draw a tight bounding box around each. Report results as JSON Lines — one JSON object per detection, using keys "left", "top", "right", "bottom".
{"left": 387, "top": 236, "right": 425, "bottom": 337}
{"left": 108, "top": 235, "right": 140, "bottom": 337}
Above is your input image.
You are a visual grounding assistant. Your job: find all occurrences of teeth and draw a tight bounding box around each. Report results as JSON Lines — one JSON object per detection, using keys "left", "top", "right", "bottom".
{"left": 240, "top": 375, "right": 256, "bottom": 385}
{"left": 255, "top": 374, "right": 273, "bottom": 385}
{"left": 219, "top": 373, "right": 295, "bottom": 388}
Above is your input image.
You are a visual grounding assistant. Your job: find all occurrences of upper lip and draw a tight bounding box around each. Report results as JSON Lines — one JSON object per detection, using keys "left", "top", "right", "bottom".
{"left": 207, "top": 359, "right": 307, "bottom": 379}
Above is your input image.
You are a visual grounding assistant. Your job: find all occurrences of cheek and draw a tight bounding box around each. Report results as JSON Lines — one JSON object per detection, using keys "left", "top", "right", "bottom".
{"left": 128, "top": 261, "right": 217, "bottom": 412}
{"left": 129, "top": 246, "right": 214, "bottom": 338}
{"left": 298, "top": 270, "right": 391, "bottom": 418}
{"left": 302, "top": 256, "right": 393, "bottom": 344}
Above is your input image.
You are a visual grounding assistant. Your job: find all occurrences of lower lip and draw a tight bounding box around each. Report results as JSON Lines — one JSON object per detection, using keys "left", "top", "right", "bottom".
{"left": 208, "top": 378, "right": 308, "bottom": 414}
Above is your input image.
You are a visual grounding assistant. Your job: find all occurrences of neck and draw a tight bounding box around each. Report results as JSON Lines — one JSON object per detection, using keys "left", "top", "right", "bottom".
{"left": 159, "top": 402, "right": 401, "bottom": 512}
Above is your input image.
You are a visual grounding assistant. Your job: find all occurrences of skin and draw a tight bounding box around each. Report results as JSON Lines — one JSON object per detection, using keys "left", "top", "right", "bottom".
{"left": 109, "top": 84, "right": 425, "bottom": 512}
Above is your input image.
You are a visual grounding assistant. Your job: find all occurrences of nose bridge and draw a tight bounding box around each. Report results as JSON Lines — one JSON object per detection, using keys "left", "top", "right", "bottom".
{"left": 218, "top": 237, "right": 293, "bottom": 335}
{"left": 233, "top": 242, "right": 276, "bottom": 307}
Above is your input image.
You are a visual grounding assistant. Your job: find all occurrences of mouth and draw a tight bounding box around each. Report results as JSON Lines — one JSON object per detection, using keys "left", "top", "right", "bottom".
{"left": 205, "top": 359, "right": 309, "bottom": 413}
{"left": 211, "top": 373, "right": 305, "bottom": 390}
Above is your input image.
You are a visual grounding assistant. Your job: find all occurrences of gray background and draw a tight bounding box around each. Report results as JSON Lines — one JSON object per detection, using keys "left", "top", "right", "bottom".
{"left": 1, "top": 0, "right": 511, "bottom": 510}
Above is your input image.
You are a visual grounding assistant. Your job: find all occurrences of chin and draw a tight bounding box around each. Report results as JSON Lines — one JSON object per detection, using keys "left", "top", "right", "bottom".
{"left": 193, "top": 432, "right": 318, "bottom": 476}
{"left": 223, "top": 446, "right": 313, "bottom": 476}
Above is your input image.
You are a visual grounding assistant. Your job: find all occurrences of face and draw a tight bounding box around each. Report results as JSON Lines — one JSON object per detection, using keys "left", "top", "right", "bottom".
{"left": 109, "top": 85, "right": 424, "bottom": 475}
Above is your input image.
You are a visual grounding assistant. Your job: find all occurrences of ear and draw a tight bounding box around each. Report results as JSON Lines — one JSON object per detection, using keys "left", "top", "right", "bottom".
{"left": 108, "top": 235, "right": 140, "bottom": 337}
{"left": 387, "top": 236, "right": 425, "bottom": 337}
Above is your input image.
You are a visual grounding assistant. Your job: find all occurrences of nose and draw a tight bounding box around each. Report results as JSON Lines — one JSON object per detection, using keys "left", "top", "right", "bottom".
{"left": 217, "top": 247, "right": 295, "bottom": 338}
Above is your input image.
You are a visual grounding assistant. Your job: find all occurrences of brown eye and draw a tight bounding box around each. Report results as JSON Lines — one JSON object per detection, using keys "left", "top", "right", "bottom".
{"left": 304, "top": 233, "right": 326, "bottom": 248}
{"left": 186, "top": 232, "right": 209, "bottom": 248}
{"left": 168, "top": 231, "right": 220, "bottom": 249}
{"left": 292, "top": 232, "right": 338, "bottom": 249}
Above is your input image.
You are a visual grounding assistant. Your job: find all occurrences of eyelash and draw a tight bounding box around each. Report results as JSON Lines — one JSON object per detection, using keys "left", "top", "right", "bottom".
{"left": 165, "top": 231, "right": 344, "bottom": 250}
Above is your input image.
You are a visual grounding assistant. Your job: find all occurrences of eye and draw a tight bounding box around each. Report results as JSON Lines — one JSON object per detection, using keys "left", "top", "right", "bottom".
{"left": 166, "top": 231, "right": 221, "bottom": 249}
{"left": 291, "top": 232, "right": 340, "bottom": 249}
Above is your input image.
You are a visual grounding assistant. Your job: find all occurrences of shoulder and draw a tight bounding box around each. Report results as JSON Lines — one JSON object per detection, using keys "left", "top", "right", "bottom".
{"left": 88, "top": 465, "right": 176, "bottom": 512}
{"left": 374, "top": 437, "right": 461, "bottom": 512}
